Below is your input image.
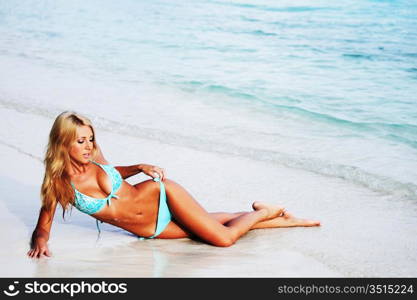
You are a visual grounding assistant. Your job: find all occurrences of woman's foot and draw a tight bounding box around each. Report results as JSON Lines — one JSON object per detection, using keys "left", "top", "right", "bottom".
{"left": 254, "top": 217, "right": 321, "bottom": 228}
{"left": 252, "top": 201, "right": 285, "bottom": 219}
{"left": 252, "top": 211, "right": 320, "bottom": 229}
{"left": 283, "top": 213, "right": 320, "bottom": 227}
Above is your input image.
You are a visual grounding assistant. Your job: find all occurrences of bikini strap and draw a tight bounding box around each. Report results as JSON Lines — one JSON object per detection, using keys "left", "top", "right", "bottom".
{"left": 153, "top": 178, "right": 168, "bottom": 237}
{"left": 96, "top": 219, "right": 103, "bottom": 234}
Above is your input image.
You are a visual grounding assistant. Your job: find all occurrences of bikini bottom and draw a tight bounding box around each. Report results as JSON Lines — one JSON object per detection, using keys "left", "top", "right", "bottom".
{"left": 137, "top": 177, "right": 172, "bottom": 240}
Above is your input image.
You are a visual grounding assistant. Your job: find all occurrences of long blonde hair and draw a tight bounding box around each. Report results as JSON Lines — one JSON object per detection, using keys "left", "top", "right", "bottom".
{"left": 41, "top": 111, "right": 97, "bottom": 216}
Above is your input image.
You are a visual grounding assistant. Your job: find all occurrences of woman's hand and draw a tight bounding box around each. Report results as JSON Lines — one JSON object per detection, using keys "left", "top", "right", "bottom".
{"left": 139, "top": 164, "right": 166, "bottom": 180}
{"left": 27, "top": 237, "right": 52, "bottom": 259}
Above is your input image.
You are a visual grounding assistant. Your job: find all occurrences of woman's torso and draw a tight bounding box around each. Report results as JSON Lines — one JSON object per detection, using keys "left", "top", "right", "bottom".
{"left": 69, "top": 161, "right": 160, "bottom": 237}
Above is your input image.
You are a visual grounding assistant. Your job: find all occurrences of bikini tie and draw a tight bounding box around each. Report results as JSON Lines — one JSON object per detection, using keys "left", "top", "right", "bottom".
{"left": 106, "top": 193, "right": 119, "bottom": 206}
{"left": 96, "top": 192, "right": 119, "bottom": 234}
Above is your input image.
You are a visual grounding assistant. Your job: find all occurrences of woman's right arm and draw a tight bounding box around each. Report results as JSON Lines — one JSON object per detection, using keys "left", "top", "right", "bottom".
{"left": 27, "top": 200, "right": 57, "bottom": 259}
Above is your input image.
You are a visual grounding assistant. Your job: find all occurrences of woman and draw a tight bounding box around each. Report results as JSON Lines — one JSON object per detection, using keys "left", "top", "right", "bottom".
{"left": 27, "top": 112, "right": 320, "bottom": 258}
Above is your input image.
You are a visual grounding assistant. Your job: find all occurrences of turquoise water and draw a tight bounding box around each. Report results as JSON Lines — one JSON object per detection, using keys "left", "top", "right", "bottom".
{"left": 1, "top": 0, "right": 417, "bottom": 199}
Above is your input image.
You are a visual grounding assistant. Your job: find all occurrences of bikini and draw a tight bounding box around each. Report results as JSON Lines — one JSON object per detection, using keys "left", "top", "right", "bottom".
{"left": 71, "top": 161, "right": 172, "bottom": 239}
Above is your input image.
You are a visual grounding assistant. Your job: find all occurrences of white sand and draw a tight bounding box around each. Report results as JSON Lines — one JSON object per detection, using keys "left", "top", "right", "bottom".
{"left": 1, "top": 106, "right": 416, "bottom": 277}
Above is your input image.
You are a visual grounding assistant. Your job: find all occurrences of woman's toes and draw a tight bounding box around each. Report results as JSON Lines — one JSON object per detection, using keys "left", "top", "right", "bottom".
{"left": 252, "top": 202, "right": 285, "bottom": 219}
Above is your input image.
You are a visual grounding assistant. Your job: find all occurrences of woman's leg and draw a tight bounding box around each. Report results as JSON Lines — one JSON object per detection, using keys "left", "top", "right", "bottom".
{"left": 157, "top": 211, "right": 320, "bottom": 239}
{"left": 161, "top": 179, "right": 284, "bottom": 247}
{"left": 209, "top": 211, "right": 320, "bottom": 229}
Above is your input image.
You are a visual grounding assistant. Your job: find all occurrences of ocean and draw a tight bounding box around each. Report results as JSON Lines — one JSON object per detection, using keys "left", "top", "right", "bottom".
{"left": 1, "top": 0, "right": 416, "bottom": 201}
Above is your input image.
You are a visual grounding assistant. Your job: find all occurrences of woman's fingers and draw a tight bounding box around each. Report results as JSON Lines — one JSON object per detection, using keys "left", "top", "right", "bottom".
{"left": 152, "top": 167, "right": 165, "bottom": 180}
{"left": 44, "top": 248, "right": 52, "bottom": 257}
{"left": 39, "top": 247, "right": 50, "bottom": 258}
{"left": 27, "top": 247, "right": 51, "bottom": 259}
{"left": 29, "top": 249, "right": 38, "bottom": 258}
{"left": 144, "top": 164, "right": 166, "bottom": 180}
{"left": 157, "top": 169, "right": 164, "bottom": 180}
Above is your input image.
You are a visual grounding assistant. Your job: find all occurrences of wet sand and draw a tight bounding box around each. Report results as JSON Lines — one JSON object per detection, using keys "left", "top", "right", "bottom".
{"left": 0, "top": 107, "right": 416, "bottom": 277}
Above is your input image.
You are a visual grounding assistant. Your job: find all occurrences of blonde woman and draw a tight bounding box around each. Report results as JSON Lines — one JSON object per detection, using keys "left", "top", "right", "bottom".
{"left": 27, "top": 111, "right": 320, "bottom": 258}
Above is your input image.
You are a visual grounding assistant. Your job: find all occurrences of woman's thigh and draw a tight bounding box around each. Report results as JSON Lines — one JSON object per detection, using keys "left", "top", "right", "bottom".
{"left": 132, "top": 179, "right": 244, "bottom": 242}
{"left": 156, "top": 212, "right": 245, "bottom": 239}
{"left": 155, "top": 220, "right": 191, "bottom": 239}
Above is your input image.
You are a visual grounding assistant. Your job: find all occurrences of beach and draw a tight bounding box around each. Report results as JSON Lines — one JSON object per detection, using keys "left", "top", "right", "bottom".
{"left": 1, "top": 0, "right": 417, "bottom": 277}
{"left": 1, "top": 106, "right": 416, "bottom": 277}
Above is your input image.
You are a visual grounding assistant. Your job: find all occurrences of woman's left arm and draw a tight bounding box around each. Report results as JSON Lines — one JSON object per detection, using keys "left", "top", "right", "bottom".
{"left": 115, "top": 164, "right": 165, "bottom": 180}
{"left": 115, "top": 164, "right": 143, "bottom": 179}
{"left": 94, "top": 141, "right": 165, "bottom": 180}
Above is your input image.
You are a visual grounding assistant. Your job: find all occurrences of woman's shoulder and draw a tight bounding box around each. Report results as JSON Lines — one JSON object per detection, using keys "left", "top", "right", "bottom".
{"left": 92, "top": 157, "right": 109, "bottom": 165}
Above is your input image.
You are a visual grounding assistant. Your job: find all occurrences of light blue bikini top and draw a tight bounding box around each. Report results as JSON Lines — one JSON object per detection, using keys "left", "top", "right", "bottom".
{"left": 71, "top": 161, "right": 122, "bottom": 215}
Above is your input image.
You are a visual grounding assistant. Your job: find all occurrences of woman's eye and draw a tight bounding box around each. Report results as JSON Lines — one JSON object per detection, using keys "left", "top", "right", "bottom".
{"left": 77, "top": 140, "right": 84, "bottom": 144}
{"left": 89, "top": 138, "right": 94, "bottom": 142}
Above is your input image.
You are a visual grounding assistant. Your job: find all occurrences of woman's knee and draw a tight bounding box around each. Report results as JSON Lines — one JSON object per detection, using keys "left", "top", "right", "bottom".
{"left": 211, "top": 235, "right": 235, "bottom": 247}
{"left": 208, "top": 227, "right": 238, "bottom": 247}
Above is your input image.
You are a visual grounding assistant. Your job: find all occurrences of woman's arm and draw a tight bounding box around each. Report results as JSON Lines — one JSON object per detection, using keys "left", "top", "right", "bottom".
{"left": 115, "top": 164, "right": 144, "bottom": 180}
{"left": 27, "top": 200, "right": 57, "bottom": 258}
{"left": 95, "top": 143, "right": 146, "bottom": 179}
{"left": 116, "top": 164, "right": 166, "bottom": 180}
{"left": 95, "top": 141, "right": 165, "bottom": 180}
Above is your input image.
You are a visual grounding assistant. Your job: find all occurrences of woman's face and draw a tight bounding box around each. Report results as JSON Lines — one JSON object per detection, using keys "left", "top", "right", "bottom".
{"left": 69, "top": 125, "right": 94, "bottom": 164}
